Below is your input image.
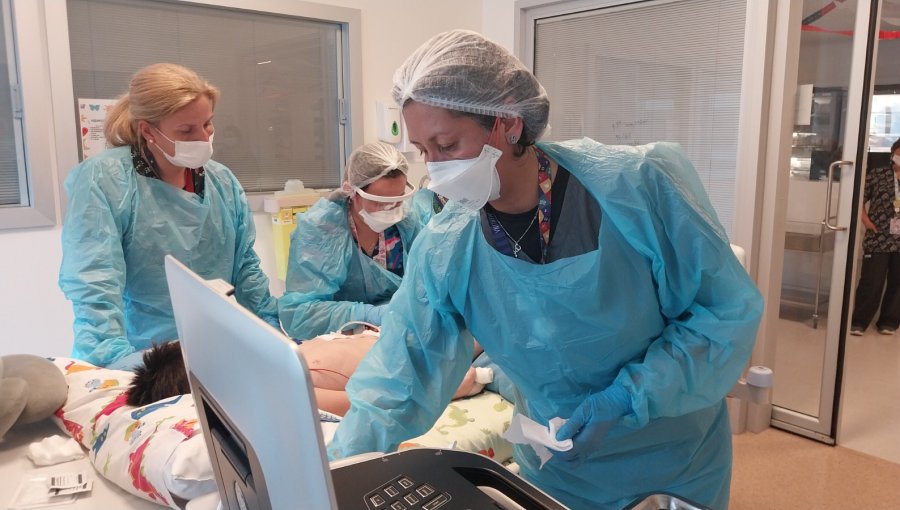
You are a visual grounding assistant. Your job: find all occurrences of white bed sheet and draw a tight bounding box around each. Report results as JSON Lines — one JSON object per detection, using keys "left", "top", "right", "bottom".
{"left": 0, "top": 419, "right": 158, "bottom": 510}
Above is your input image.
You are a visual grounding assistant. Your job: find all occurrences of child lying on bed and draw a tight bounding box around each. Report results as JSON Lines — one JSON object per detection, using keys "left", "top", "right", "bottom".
{"left": 126, "top": 335, "right": 492, "bottom": 416}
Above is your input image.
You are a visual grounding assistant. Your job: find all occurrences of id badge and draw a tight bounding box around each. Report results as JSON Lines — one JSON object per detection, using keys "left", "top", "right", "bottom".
{"left": 891, "top": 217, "right": 900, "bottom": 235}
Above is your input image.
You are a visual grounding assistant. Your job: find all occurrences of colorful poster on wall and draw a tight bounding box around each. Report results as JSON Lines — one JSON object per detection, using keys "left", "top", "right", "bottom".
{"left": 77, "top": 98, "right": 117, "bottom": 161}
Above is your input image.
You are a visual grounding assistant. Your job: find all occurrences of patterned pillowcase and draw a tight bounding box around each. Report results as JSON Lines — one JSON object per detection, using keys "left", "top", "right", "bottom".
{"left": 49, "top": 357, "right": 214, "bottom": 507}
{"left": 399, "top": 391, "right": 514, "bottom": 464}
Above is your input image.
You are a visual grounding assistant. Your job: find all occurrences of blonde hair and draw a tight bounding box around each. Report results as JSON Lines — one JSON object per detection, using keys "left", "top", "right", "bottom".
{"left": 104, "top": 63, "right": 220, "bottom": 148}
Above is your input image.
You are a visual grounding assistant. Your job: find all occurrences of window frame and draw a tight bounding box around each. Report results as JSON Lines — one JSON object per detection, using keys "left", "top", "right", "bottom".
{"left": 45, "top": 0, "right": 362, "bottom": 215}
{"left": 516, "top": 0, "right": 771, "bottom": 264}
{"left": 0, "top": 0, "right": 59, "bottom": 230}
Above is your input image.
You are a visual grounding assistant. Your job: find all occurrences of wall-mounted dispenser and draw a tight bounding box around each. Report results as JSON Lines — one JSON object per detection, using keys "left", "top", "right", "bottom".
{"left": 376, "top": 101, "right": 402, "bottom": 144}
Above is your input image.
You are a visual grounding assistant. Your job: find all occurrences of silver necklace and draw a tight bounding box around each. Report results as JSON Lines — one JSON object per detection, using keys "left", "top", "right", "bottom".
{"left": 494, "top": 209, "right": 538, "bottom": 258}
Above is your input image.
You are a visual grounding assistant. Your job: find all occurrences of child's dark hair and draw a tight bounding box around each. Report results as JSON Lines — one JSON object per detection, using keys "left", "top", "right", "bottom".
{"left": 125, "top": 341, "right": 190, "bottom": 406}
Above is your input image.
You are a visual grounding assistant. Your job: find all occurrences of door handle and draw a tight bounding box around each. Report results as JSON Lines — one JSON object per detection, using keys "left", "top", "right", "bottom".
{"left": 822, "top": 160, "right": 852, "bottom": 231}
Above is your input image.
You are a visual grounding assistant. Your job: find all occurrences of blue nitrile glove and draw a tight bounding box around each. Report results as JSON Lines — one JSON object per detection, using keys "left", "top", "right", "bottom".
{"left": 364, "top": 304, "right": 387, "bottom": 326}
{"left": 106, "top": 349, "right": 147, "bottom": 372}
{"left": 554, "top": 384, "right": 631, "bottom": 462}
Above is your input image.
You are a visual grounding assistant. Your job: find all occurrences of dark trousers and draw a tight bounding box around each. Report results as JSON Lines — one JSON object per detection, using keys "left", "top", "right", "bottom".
{"left": 851, "top": 251, "right": 900, "bottom": 330}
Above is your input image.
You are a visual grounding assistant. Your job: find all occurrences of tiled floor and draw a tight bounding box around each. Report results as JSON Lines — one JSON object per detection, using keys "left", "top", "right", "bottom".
{"left": 838, "top": 326, "right": 900, "bottom": 464}
{"left": 772, "top": 317, "right": 826, "bottom": 416}
{"left": 735, "top": 315, "right": 900, "bottom": 508}
{"left": 771, "top": 317, "right": 900, "bottom": 465}
{"left": 731, "top": 427, "right": 900, "bottom": 509}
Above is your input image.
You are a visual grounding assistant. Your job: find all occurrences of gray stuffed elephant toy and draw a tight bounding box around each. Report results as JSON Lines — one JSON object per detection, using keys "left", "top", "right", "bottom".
{"left": 0, "top": 355, "right": 68, "bottom": 440}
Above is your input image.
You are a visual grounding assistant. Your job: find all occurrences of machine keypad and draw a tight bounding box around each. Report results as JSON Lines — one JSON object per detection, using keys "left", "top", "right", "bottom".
{"left": 365, "top": 474, "right": 451, "bottom": 510}
{"left": 422, "top": 494, "right": 450, "bottom": 510}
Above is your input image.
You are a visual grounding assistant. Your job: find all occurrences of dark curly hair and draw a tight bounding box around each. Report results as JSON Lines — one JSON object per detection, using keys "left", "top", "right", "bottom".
{"left": 125, "top": 341, "right": 190, "bottom": 407}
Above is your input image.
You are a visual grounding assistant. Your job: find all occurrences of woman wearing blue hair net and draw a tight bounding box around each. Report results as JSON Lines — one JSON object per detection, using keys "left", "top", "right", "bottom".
{"left": 59, "top": 63, "right": 279, "bottom": 369}
{"left": 327, "top": 30, "right": 763, "bottom": 509}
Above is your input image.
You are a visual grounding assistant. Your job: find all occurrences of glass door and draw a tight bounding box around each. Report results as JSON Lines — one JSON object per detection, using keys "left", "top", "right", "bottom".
{"left": 770, "top": 0, "right": 880, "bottom": 442}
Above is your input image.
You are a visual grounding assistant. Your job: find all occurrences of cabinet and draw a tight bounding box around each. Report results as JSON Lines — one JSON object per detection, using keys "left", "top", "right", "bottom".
{"left": 790, "top": 88, "right": 846, "bottom": 181}
{"left": 782, "top": 220, "right": 835, "bottom": 328}
{"left": 781, "top": 87, "right": 845, "bottom": 328}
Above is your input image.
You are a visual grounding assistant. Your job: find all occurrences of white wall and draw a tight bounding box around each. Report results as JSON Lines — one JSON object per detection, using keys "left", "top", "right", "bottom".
{"left": 798, "top": 33, "right": 900, "bottom": 89}
{"left": 0, "top": 226, "right": 72, "bottom": 356}
{"left": 0, "top": 0, "right": 485, "bottom": 357}
{"left": 481, "top": 0, "right": 516, "bottom": 50}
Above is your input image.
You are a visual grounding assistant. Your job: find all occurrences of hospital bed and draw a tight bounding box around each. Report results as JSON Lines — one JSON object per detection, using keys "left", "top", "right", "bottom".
{"left": 0, "top": 355, "right": 513, "bottom": 509}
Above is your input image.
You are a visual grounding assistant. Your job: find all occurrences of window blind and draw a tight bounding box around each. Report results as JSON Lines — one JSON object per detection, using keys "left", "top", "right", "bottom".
{"left": 67, "top": 0, "right": 344, "bottom": 192}
{"left": 533, "top": 0, "right": 747, "bottom": 236}
{"left": 0, "top": 0, "right": 22, "bottom": 207}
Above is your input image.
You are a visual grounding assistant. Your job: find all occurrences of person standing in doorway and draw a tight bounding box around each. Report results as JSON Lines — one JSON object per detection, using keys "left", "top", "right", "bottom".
{"left": 850, "top": 138, "right": 900, "bottom": 336}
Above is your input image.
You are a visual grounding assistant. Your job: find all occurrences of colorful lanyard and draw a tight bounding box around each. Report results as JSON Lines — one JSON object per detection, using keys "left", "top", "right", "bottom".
{"left": 535, "top": 148, "right": 553, "bottom": 257}
{"left": 382, "top": 226, "right": 404, "bottom": 275}
{"left": 347, "top": 208, "right": 403, "bottom": 274}
{"left": 486, "top": 148, "right": 553, "bottom": 262}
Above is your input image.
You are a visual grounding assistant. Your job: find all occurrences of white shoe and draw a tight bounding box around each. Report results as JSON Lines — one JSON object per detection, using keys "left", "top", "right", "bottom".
{"left": 849, "top": 327, "right": 864, "bottom": 336}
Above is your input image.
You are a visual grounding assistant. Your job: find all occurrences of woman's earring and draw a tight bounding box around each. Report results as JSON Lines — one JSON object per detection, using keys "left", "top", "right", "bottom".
{"left": 508, "top": 135, "right": 519, "bottom": 144}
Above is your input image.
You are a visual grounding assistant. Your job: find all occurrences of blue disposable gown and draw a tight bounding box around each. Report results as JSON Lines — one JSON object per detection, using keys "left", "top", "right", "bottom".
{"left": 278, "top": 196, "right": 428, "bottom": 340}
{"left": 59, "top": 146, "right": 279, "bottom": 367}
{"left": 327, "top": 139, "right": 763, "bottom": 509}
{"left": 408, "top": 187, "right": 445, "bottom": 221}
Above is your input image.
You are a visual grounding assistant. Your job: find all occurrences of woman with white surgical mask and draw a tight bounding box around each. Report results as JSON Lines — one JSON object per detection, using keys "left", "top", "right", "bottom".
{"left": 281, "top": 142, "right": 507, "bottom": 404}
{"left": 59, "top": 63, "right": 279, "bottom": 369}
{"left": 279, "top": 142, "right": 429, "bottom": 340}
{"left": 327, "top": 30, "right": 763, "bottom": 510}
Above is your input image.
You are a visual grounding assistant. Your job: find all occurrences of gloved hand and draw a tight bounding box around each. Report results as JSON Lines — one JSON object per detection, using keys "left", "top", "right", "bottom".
{"left": 364, "top": 304, "right": 388, "bottom": 326}
{"left": 553, "top": 384, "right": 631, "bottom": 462}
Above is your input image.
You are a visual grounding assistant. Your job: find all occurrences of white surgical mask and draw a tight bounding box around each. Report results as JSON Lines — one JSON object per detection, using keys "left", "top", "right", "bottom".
{"left": 426, "top": 144, "right": 502, "bottom": 211}
{"left": 358, "top": 206, "right": 405, "bottom": 233}
{"left": 152, "top": 127, "right": 214, "bottom": 169}
{"left": 893, "top": 154, "right": 900, "bottom": 167}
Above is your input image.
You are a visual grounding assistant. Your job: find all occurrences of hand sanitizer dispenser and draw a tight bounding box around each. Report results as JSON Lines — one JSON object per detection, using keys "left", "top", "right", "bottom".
{"left": 376, "top": 101, "right": 402, "bottom": 144}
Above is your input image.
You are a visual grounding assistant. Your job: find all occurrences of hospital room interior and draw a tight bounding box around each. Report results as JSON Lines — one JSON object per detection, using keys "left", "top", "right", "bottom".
{"left": 2, "top": 0, "right": 900, "bottom": 509}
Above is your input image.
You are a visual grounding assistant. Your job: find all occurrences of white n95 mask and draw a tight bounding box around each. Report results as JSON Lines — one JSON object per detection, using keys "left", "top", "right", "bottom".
{"left": 153, "top": 127, "right": 214, "bottom": 169}
{"left": 358, "top": 206, "right": 405, "bottom": 233}
{"left": 426, "top": 144, "right": 502, "bottom": 211}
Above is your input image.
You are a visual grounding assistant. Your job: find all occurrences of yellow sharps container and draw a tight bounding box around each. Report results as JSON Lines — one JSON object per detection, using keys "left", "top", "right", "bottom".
{"left": 263, "top": 181, "right": 322, "bottom": 281}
